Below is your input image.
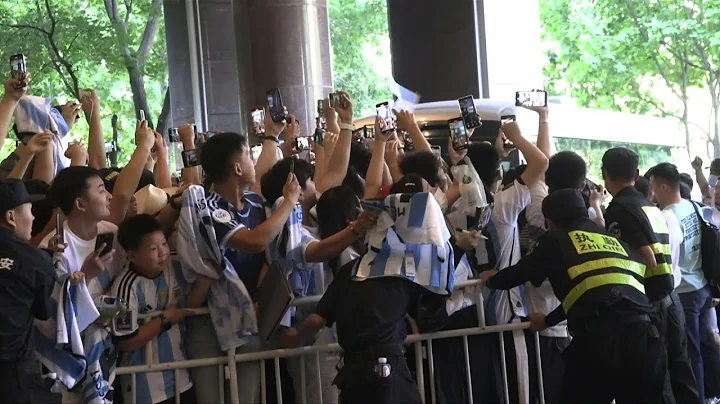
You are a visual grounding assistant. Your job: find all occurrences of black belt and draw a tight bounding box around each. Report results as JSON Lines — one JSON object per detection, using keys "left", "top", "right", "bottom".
{"left": 343, "top": 343, "right": 405, "bottom": 364}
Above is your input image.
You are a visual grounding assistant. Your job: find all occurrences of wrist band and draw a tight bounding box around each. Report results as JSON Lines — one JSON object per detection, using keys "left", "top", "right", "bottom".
{"left": 263, "top": 136, "right": 280, "bottom": 143}
{"left": 339, "top": 123, "right": 356, "bottom": 131}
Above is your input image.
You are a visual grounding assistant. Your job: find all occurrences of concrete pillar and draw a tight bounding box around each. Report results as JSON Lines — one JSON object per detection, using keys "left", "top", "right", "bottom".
{"left": 164, "top": 0, "right": 244, "bottom": 132}
{"left": 245, "top": 0, "right": 333, "bottom": 137}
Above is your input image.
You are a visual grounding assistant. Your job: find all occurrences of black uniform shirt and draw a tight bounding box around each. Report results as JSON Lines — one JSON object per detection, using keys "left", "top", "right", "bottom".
{"left": 605, "top": 186, "right": 654, "bottom": 249}
{"left": 314, "top": 258, "right": 447, "bottom": 353}
{"left": 486, "top": 221, "right": 652, "bottom": 329}
{"left": 0, "top": 227, "right": 56, "bottom": 361}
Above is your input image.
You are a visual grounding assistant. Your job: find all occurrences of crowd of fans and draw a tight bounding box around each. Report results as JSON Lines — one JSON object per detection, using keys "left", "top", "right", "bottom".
{"left": 3, "top": 68, "right": 720, "bottom": 404}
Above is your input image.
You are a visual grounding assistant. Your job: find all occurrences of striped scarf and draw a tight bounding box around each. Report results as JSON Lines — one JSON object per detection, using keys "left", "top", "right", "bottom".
{"left": 34, "top": 275, "right": 100, "bottom": 391}
{"left": 15, "top": 95, "right": 70, "bottom": 174}
{"left": 176, "top": 185, "right": 257, "bottom": 351}
{"left": 354, "top": 192, "right": 455, "bottom": 295}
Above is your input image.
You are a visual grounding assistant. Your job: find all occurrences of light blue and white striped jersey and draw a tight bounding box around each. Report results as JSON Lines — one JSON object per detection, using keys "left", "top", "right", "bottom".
{"left": 110, "top": 261, "right": 192, "bottom": 404}
{"left": 354, "top": 192, "right": 455, "bottom": 295}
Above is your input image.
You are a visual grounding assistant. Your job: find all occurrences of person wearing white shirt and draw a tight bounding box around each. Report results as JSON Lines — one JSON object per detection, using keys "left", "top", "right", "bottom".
{"left": 648, "top": 162, "right": 717, "bottom": 402}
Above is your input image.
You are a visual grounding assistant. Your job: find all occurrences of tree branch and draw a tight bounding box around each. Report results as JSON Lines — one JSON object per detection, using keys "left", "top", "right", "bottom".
{"left": 136, "top": 0, "right": 163, "bottom": 70}
{"left": 124, "top": 0, "right": 132, "bottom": 26}
{"left": 44, "top": 0, "right": 56, "bottom": 35}
{"left": 0, "top": 23, "right": 49, "bottom": 35}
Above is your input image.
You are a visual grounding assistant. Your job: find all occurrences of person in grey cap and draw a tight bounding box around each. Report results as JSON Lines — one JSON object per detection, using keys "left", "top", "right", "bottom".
{"left": 480, "top": 188, "right": 668, "bottom": 403}
{"left": 0, "top": 179, "right": 59, "bottom": 403}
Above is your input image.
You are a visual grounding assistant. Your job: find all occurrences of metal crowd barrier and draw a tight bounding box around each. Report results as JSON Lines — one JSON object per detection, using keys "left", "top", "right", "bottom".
{"left": 119, "top": 280, "right": 546, "bottom": 404}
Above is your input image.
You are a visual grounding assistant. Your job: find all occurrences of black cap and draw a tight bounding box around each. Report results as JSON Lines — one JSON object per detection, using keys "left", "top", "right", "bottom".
{"left": 710, "top": 159, "right": 720, "bottom": 175}
{"left": 390, "top": 174, "right": 425, "bottom": 194}
{"left": 542, "top": 189, "right": 588, "bottom": 225}
{"left": 0, "top": 180, "right": 45, "bottom": 214}
{"left": 99, "top": 167, "right": 155, "bottom": 194}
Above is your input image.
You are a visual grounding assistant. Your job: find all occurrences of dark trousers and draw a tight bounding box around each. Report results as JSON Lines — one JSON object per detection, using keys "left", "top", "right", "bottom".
{"left": 335, "top": 355, "right": 421, "bottom": 404}
{"left": 561, "top": 318, "right": 667, "bottom": 404}
{"left": 679, "top": 285, "right": 720, "bottom": 400}
{"left": 0, "top": 360, "right": 61, "bottom": 404}
{"left": 652, "top": 293, "right": 702, "bottom": 404}
{"left": 536, "top": 335, "right": 570, "bottom": 404}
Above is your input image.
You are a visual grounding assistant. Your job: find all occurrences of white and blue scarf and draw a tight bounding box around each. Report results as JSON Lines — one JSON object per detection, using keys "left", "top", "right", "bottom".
{"left": 34, "top": 275, "right": 99, "bottom": 390}
{"left": 15, "top": 95, "right": 70, "bottom": 174}
{"left": 354, "top": 192, "right": 455, "bottom": 295}
{"left": 264, "top": 197, "right": 324, "bottom": 325}
{"left": 177, "top": 185, "right": 257, "bottom": 351}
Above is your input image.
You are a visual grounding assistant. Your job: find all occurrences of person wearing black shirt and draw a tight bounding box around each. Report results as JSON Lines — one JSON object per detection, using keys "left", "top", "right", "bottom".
{"left": 481, "top": 189, "right": 667, "bottom": 403}
{"left": 602, "top": 148, "right": 699, "bottom": 404}
{"left": 0, "top": 180, "right": 58, "bottom": 403}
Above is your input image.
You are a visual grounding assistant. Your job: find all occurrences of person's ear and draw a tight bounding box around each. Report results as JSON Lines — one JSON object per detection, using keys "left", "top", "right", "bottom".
{"left": 232, "top": 162, "right": 243, "bottom": 178}
{"left": 75, "top": 197, "right": 87, "bottom": 213}
{"left": 4, "top": 210, "right": 15, "bottom": 228}
{"left": 126, "top": 250, "right": 136, "bottom": 263}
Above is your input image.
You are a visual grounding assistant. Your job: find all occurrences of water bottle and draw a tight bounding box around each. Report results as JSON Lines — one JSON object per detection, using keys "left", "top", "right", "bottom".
{"left": 374, "top": 357, "right": 391, "bottom": 378}
{"left": 46, "top": 372, "right": 62, "bottom": 393}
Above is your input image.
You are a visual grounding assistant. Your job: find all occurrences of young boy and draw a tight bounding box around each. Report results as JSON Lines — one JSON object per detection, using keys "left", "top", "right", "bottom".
{"left": 110, "top": 214, "right": 194, "bottom": 404}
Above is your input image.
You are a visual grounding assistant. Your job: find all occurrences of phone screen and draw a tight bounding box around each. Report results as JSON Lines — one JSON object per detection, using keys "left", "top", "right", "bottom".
{"left": 458, "top": 95, "right": 481, "bottom": 129}
{"left": 363, "top": 125, "right": 375, "bottom": 139}
{"left": 501, "top": 115, "right": 516, "bottom": 125}
{"left": 296, "top": 137, "right": 310, "bottom": 151}
{"left": 448, "top": 118, "right": 469, "bottom": 151}
{"left": 139, "top": 109, "right": 146, "bottom": 121}
{"left": 251, "top": 108, "right": 265, "bottom": 135}
{"left": 56, "top": 212, "right": 65, "bottom": 245}
{"left": 10, "top": 54, "right": 26, "bottom": 80}
{"left": 266, "top": 88, "right": 285, "bottom": 123}
{"left": 317, "top": 99, "right": 323, "bottom": 116}
{"left": 182, "top": 149, "right": 200, "bottom": 167}
{"left": 168, "top": 128, "right": 181, "bottom": 143}
{"left": 376, "top": 102, "right": 395, "bottom": 131}
{"left": 515, "top": 91, "right": 547, "bottom": 107}
{"left": 330, "top": 93, "right": 343, "bottom": 109}
{"left": 95, "top": 233, "right": 114, "bottom": 257}
{"left": 251, "top": 144, "right": 262, "bottom": 161}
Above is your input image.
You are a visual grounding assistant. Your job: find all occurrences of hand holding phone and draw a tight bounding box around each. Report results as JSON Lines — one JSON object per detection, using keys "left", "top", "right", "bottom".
{"left": 266, "top": 88, "right": 287, "bottom": 123}
{"left": 251, "top": 108, "right": 265, "bottom": 135}
{"left": 139, "top": 109, "right": 146, "bottom": 121}
{"left": 95, "top": 233, "right": 114, "bottom": 257}
{"left": 56, "top": 212, "right": 65, "bottom": 245}
{"left": 9, "top": 54, "right": 27, "bottom": 89}
{"left": 295, "top": 137, "right": 310, "bottom": 151}
{"left": 376, "top": 102, "right": 395, "bottom": 132}
{"left": 448, "top": 118, "right": 469, "bottom": 151}
{"left": 181, "top": 149, "right": 200, "bottom": 167}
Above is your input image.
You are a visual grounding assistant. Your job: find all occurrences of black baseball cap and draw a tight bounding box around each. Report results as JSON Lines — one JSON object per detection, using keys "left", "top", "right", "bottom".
{"left": 99, "top": 167, "right": 155, "bottom": 194}
{"left": 542, "top": 188, "right": 589, "bottom": 225}
{"left": 390, "top": 174, "right": 426, "bottom": 194}
{"left": 0, "top": 180, "right": 45, "bottom": 214}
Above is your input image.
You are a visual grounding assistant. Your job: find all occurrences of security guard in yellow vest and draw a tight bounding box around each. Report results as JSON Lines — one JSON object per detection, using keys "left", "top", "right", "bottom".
{"left": 481, "top": 189, "right": 667, "bottom": 404}
{"left": 602, "top": 148, "right": 700, "bottom": 404}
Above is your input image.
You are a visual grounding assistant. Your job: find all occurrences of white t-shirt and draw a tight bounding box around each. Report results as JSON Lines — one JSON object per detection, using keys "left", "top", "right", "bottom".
{"left": 40, "top": 220, "right": 125, "bottom": 297}
{"left": 661, "top": 209, "right": 684, "bottom": 289}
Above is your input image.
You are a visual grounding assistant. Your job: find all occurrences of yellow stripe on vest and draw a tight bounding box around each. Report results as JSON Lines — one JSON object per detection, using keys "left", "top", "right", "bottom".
{"left": 567, "top": 258, "right": 646, "bottom": 280}
{"left": 646, "top": 262, "right": 673, "bottom": 278}
{"left": 563, "top": 274, "right": 646, "bottom": 312}
{"left": 641, "top": 206, "right": 670, "bottom": 235}
{"left": 649, "top": 242, "right": 672, "bottom": 256}
{"left": 568, "top": 231, "right": 628, "bottom": 256}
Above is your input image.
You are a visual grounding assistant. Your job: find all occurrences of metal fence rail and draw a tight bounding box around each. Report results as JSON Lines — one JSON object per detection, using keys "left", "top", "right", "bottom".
{"left": 118, "top": 280, "right": 546, "bottom": 404}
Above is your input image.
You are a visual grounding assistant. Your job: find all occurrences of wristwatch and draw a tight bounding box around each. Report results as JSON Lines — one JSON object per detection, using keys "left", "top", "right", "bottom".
{"left": 159, "top": 314, "right": 172, "bottom": 333}
{"left": 263, "top": 135, "right": 280, "bottom": 144}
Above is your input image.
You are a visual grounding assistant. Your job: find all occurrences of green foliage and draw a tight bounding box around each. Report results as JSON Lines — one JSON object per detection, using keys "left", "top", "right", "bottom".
{"left": 0, "top": 0, "right": 168, "bottom": 164}
{"left": 329, "top": 0, "right": 392, "bottom": 117}
{"left": 556, "top": 138, "right": 675, "bottom": 183}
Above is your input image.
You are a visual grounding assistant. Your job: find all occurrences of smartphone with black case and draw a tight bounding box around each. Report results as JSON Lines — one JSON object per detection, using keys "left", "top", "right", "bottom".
{"left": 181, "top": 149, "right": 200, "bottom": 167}
{"left": 168, "top": 128, "right": 181, "bottom": 143}
{"left": 317, "top": 99, "right": 324, "bottom": 116}
{"left": 329, "top": 93, "right": 345, "bottom": 109}
{"left": 95, "top": 233, "right": 114, "bottom": 257}
{"left": 139, "top": 109, "right": 145, "bottom": 121}
{"left": 515, "top": 90, "right": 547, "bottom": 107}
{"left": 10, "top": 54, "right": 26, "bottom": 82}
{"left": 266, "top": 88, "right": 286, "bottom": 123}
{"left": 56, "top": 212, "right": 65, "bottom": 245}
{"left": 448, "top": 117, "right": 469, "bottom": 151}
{"left": 457, "top": 95, "right": 481, "bottom": 129}
{"left": 376, "top": 102, "right": 395, "bottom": 132}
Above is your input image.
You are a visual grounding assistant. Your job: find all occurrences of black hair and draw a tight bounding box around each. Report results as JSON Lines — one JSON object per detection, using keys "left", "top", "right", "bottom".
{"left": 546, "top": 151, "right": 587, "bottom": 192}
{"left": 680, "top": 182, "right": 691, "bottom": 200}
{"left": 261, "top": 158, "right": 315, "bottom": 205}
{"left": 316, "top": 185, "right": 360, "bottom": 240}
{"left": 24, "top": 180, "right": 53, "bottom": 237}
{"left": 349, "top": 141, "right": 372, "bottom": 179}
{"left": 601, "top": 147, "right": 639, "bottom": 183}
{"left": 399, "top": 151, "right": 443, "bottom": 187}
{"left": 51, "top": 166, "right": 101, "bottom": 215}
{"left": 646, "top": 162, "right": 681, "bottom": 191}
{"left": 634, "top": 176, "right": 649, "bottom": 198}
{"left": 679, "top": 173, "right": 694, "bottom": 191}
{"left": 342, "top": 166, "right": 365, "bottom": 198}
{"left": 465, "top": 142, "right": 500, "bottom": 186}
{"left": 502, "top": 164, "right": 527, "bottom": 187}
{"left": 117, "top": 214, "right": 163, "bottom": 251}
{"left": 200, "top": 132, "right": 248, "bottom": 184}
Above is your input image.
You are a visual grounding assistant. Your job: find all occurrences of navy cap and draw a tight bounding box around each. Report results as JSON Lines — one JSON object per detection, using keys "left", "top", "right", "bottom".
{"left": 390, "top": 174, "right": 425, "bottom": 194}
{"left": 0, "top": 180, "right": 45, "bottom": 214}
{"left": 542, "top": 189, "right": 589, "bottom": 224}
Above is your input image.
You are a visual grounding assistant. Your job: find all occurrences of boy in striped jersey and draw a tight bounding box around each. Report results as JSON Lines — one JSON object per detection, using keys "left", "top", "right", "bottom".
{"left": 110, "top": 214, "right": 194, "bottom": 404}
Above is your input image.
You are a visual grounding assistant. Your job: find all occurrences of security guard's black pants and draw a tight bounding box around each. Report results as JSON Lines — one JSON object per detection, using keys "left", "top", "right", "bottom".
{"left": 560, "top": 316, "right": 667, "bottom": 404}
{"left": 0, "top": 359, "right": 61, "bottom": 404}
{"left": 334, "top": 344, "right": 421, "bottom": 404}
{"left": 650, "top": 293, "right": 702, "bottom": 404}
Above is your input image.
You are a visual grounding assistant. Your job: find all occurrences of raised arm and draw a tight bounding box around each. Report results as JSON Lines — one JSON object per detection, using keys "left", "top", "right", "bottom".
{"left": 503, "top": 121, "right": 549, "bottom": 187}
{"left": 109, "top": 121, "right": 154, "bottom": 225}
{"left": 0, "top": 77, "right": 28, "bottom": 150}
{"left": 251, "top": 109, "right": 287, "bottom": 194}
{"left": 317, "top": 92, "right": 353, "bottom": 194}
{"left": 396, "top": 110, "right": 431, "bottom": 152}
{"left": 82, "top": 89, "right": 106, "bottom": 169}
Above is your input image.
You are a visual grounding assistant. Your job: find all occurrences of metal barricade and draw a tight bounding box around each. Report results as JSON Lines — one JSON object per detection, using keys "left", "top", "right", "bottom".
{"left": 118, "top": 280, "right": 546, "bottom": 404}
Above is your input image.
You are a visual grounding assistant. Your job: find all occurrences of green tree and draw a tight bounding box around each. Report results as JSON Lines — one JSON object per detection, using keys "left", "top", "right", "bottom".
{"left": 541, "top": 0, "right": 719, "bottom": 157}
{"left": 329, "top": 0, "right": 392, "bottom": 116}
{"left": 0, "top": 0, "right": 168, "bottom": 163}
